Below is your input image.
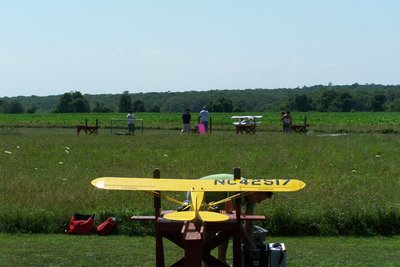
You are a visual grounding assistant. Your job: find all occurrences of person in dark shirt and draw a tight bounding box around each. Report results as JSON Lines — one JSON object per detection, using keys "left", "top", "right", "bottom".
{"left": 181, "top": 108, "right": 192, "bottom": 134}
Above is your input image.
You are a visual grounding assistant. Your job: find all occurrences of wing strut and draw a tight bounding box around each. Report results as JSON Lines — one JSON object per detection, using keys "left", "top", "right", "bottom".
{"left": 208, "top": 191, "right": 253, "bottom": 208}
{"left": 144, "top": 191, "right": 182, "bottom": 205}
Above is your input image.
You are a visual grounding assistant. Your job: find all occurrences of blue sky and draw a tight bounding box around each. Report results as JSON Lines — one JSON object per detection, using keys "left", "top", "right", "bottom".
{"left": 1, "top": 0, "right": 399, "bottom": 97}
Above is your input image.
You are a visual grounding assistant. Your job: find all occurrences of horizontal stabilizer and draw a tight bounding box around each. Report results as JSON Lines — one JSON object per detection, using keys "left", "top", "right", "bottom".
{"left": 164, "top": 211, "right": 196, "bottom": 221}
{"left": 198, "top": 211, "right": 229, "bottom": 222}
{"left": 163, "top": 211, "right": 229, "bottom": 222}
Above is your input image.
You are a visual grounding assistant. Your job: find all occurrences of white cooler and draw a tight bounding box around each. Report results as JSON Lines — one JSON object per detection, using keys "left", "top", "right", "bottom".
{"left": 241, "top": 242, "right": 286, "bottom": 267}
{"left": 268, "top": 242, "right": 286, "bottom": 267}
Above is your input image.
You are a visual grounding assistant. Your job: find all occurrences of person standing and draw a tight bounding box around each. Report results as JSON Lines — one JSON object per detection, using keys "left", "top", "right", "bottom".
{"left": 199, "top": 106, "right": 209, "bottom": 131}
{"left": 127, "top": 110, "right": 135, "bottom": 135}
{"left": 282, "top": 111, "right": 292, "bottom": 133}
{"left": 280, "top": 111, "right": 286, "bottom": 133}
{"left": 181, "top": 108, "right": 191, "bottom": 134}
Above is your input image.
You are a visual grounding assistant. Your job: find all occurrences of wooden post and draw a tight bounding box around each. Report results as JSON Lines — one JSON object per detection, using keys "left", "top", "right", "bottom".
{"left": 234, "top": 167, "right": 241, "bottom": 219}
{"left": 209, "top": 116, "right": 212, "bottom": 134}
{"left": 153, "top": 168, "right": 161, "bottom": 219}
{"left": 233, "top": 167, "right": 242, "bottom": 267}
{"left": 182, "top": 222, "right": 203, "bottom": 267}
{"left": 154, "top": 168, "right": 164, "bottom": 267}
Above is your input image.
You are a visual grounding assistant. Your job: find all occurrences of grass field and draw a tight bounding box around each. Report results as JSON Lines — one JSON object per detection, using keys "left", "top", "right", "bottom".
{"left": 1, "top": 111, "right": 399, "bottom": 133}
{"left": 1, "top": 127, "right": 399, "bottom": 235}
{"left": 1, "top": 112, "right": 399, "bottom": 265}
{"left": 0, "top": 234, "right": 399, "bottom": 266}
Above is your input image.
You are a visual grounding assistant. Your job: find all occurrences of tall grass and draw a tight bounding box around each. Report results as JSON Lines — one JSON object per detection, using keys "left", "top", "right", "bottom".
{"left": 0, "top": 128, "right": 399, "bottom": 235}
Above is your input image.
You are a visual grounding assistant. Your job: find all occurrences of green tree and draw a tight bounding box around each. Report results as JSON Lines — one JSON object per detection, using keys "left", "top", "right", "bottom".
{"left": 208, "top": 97, "right": 233, "bottom": 112}
{"left": 93, "top": 102, "right": 113, "bottom": 113}
{"left": 370, "top": 93, "right": 387, "bottom": 111}
{"left": 54, "top": 93, "right": 74, "bottom": 113}
{"left": 149, "top": 105, "right": 161, "bottom": 112}
{"left": 54, "top": 91, "right": 90, "bottom": 113}
{"left": 133, "top": 99, "right": 145, "bottom": 112}
{"left": 118, "top": 91, "right": 132, "bottom": 112}
{"left": 220, "top": 97, "right": 233, "bottom": 112}
{"left": 73, "top": 98, "right": 90, "bottom": 113}
{"left": 336, "top": 92, "right": 354, "bottom": 112}
{"left": 3, "top": 83, "right": 400, "bottom": 113}
{"left": 388, "top": 98, "right": 400, "bottom": 111}
{"left": 27, "top": 107, "right": 38, "bottom": 114}
{"left": 318, "top": 90, "right": 339, "bottom": 111}
{"left": 233, "top": 105, "right": 244, "bottom": 112}
{"left": 291, "top": 94, "right": 313, "bottom": 111}
{"left": 210, "top": 101, "right": 224, "bottom": 112}
{"left": 3, "top": 100, "right": 25, "bottom": 114}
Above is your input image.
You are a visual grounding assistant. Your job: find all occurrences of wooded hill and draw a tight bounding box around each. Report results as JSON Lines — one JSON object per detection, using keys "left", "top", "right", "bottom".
{"left": 1, "top": 83, "right": 400, "bottom": 113}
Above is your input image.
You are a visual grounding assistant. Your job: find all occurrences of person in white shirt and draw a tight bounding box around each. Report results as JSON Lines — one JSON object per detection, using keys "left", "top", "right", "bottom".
{"left": 281, "top": 111, "right": 292, "bottom": 133}
{"left": 127, "top": 110, "right": 135, "bottom": 135}
{"left": 199, "top": 106, "right": 209, "bottom": 131}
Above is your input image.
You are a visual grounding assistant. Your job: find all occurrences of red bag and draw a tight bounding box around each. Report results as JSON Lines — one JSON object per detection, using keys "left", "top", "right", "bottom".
{"left": 68, "top": 213, "right": 95, "bottom": 235}
{"left": 96, "top": 217, "right": 117, "bottom": 235}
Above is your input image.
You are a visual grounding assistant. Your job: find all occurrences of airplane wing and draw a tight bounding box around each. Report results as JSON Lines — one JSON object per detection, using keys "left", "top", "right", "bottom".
{"left": 231, "top": 115, "right": 263, "bottom": 119}
{"left": 231, "top": 116, "right": 246, "bottom": 119}
{"left": 231, "top": 115, "right": 262, "bottom": 119}
{"left": 91, "top": 177, "right": 306, "bottom": 192}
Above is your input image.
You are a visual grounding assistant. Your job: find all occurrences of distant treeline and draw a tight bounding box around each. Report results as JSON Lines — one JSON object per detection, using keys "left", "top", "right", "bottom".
{"left": 1, "top": 83, "right": 400, "bottom": 114}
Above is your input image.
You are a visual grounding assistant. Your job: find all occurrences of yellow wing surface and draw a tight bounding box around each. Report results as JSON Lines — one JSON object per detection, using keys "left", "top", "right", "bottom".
{"left": 91, "top": 176, "right": 306, "bottom": 222}
{"left": 91, "top": 177, "right": 305, "bottom": 192}
{"left": 163, "top": 211, "right": 229, "bottom": 222}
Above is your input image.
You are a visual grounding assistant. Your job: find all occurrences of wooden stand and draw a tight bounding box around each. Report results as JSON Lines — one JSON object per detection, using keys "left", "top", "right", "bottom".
{"left": 131, "top": 168, "right": 266, "bottom": 267}
{"left": 232, "top": 116, "right": 261, "bottom": 134}
{"left": 76, "top": 119, "right": 99, "bottom": 135}
{"left": 291, "top": 117, "right": 309, "bottom": 133}
{"left": 235, "top": 124, "right": 257, "bottom": 134}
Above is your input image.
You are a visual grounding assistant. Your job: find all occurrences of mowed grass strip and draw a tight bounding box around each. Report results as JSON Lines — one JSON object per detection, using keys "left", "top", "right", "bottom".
{"left": 0, "top": 234, "right": 399, "bottom": 266}
{"left": 1, "top": 128, "right": 399, "bottom": 235}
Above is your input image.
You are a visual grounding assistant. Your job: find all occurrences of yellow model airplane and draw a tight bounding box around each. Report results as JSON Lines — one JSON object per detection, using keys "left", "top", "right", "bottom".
{"left": 91, "top": 176, "right": 306, "bottom": 222}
